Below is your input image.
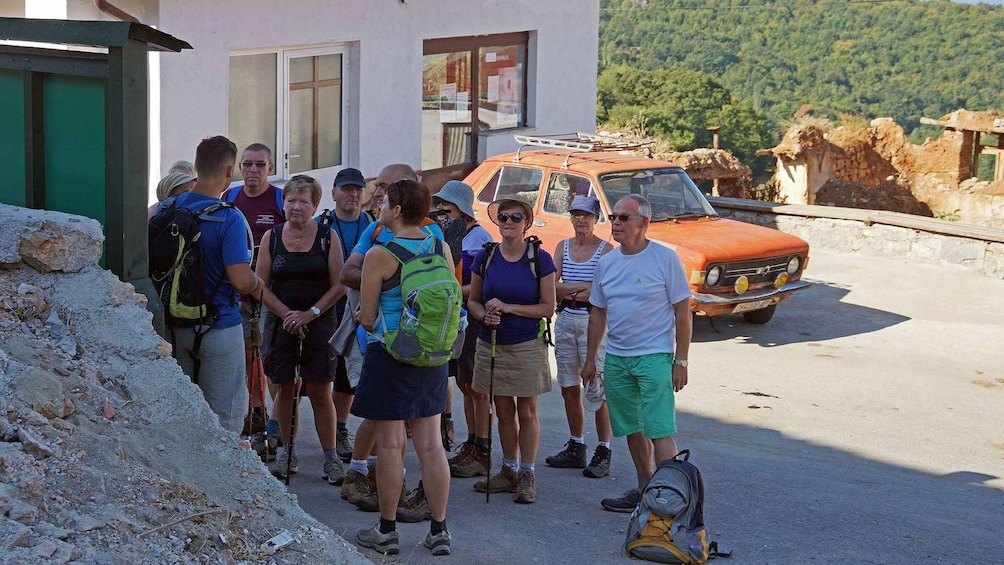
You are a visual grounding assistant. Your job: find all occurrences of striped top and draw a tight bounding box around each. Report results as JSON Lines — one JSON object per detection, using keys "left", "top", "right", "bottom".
{"left": 561, "top": 239, "right": 607, "bottom": 315}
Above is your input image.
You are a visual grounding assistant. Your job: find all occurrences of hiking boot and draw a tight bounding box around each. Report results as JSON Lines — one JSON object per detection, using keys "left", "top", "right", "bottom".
{"left": 441, "top": 418, "right": 455, "bottom": 450}
{"left": 250, "top": 434, "right": 274, "bottom": 463}
{"left": 356, "top": 523, "right": 399, "bottom": 555}
{"left": 355, "top": 481, "right": 408, "bottom": 512}
{"left": 323, "top": 458, "right": 346, "bottom": 486}
{"left": 396, "top": 481, "right": 432, "bottom": 523}
{"left": 545, "top": 440, "right": 588, "bottom": 469}
{"left": 424, "top": 529, "right": 452, "bottom": 556}
{"left": 341, "top": 468, "right": 372, "bottom": 503}
{"left": 450, "top": 445, "right": 489, "bottom": 478}
{"left": 514, "top": 470, "right": 537, "bottom": 504}
{"left": 583, "top": 445, "right": 612, "bottom": 478}
{"left": 336, "top": 429, "right": 354, "bottom": 463}
{"left": 473, "top": 466, "right": 518, "bottom": 493}
{"left": 601, "top": 488, "right": 641, "bottom": 513}
{"left": 269, "top": 451, "right": 298, "bottom": 479}
{"left": 448, "top": 441, "right": 473, "bottom": 465}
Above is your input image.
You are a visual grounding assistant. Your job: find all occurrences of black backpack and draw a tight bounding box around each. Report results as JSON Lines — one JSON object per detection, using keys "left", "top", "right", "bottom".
{"left": 428, "top": 210, "right": 465, "bottom": 268}
{"left": 479, "top": 235, "right": 553, "bottom": 346}
{"left": 149, "top": 197, "right": 235, "bottom": 382}
{"left": 624, "top": 450, "right": 731, "bottom": 563}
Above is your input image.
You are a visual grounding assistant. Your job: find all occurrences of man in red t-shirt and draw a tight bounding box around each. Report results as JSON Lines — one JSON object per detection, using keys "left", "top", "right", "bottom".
{"left": 221, "top": 143, "right": 285, "bottom": 457}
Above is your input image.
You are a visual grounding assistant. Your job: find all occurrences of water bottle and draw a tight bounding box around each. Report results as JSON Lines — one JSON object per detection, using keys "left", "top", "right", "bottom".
{"left": 458, "top": 308, "right": 469, "bottom": 333}
{"left": 401, "top": 308, "right": 420, "bottom": 336}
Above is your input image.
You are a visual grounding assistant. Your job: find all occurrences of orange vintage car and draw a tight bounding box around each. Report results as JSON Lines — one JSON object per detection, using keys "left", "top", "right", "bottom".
{"left": 465, "top": 135, "right": 811, "bottom": 324}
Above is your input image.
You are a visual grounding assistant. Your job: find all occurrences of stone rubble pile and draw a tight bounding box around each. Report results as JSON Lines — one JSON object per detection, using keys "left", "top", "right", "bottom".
{"left": 0, "top": 204, "right": 369, "bottom": 565}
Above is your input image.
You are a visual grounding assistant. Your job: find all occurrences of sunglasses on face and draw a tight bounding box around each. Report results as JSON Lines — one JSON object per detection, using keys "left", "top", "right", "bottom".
{"left": 497, "top": 212, "right": 525, "bottom": 223}
{"left": 608, "top": 214, "right": 645, "bottom": 222}
{"left": 241, "top": 160, "right": 269, "bottom": 169}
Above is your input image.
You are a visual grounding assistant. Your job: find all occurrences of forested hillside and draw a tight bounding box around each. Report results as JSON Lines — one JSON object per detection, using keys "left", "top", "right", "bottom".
{"left": 599, "top": 0, "right": 1004, "bottom": 136}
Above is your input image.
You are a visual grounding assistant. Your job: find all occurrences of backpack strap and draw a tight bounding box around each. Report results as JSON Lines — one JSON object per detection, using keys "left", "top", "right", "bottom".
{"left": 524, "top": 235, "right": 554, "bottom": 346}
{"left": 274, "top": 186, "right": 284, "bottom": 214}
{"left": 224, "top": 187, "right": 240, "bottom": 203}
{"left": 270, "top": 224, "right": 283, "bottom": 257}
{"left": 317, "top": 209, "right": 334, "bottom": 229}
{"left": 479, "top": 241, "right": 499, "bottom": 276}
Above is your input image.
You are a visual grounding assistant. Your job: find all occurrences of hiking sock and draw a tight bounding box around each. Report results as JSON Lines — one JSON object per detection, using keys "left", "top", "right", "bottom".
{"left": 474, "top": 436, "right": 490, "bottom": 450}
{"left": 349, "top": 459, "right": 369, "bottom": 474}
{"left": 323, "top": 448, "right": 339, "bottom": 462}
{"left": 431, "top": 519, "right": 447, "bottom": 536}
{"left": 599, "top": 441, "right": 611, "bottom": 448}
{"left": 503, "top": 458, "right": 518, "bottom": 470}
{"left": 379, "top": 518, "right": 396, "bottom": 534}
{"left": 571, "top": 436, "right": 585, "bottom": 444}
{"left": 467, "top": 433, "right": 476, "bottom": 444}
{"left": 337, "top": 422, "right": 348, "bottom": 433}
{"left": 266, "top": 419, "right": 280, "bottom": 438}
{"left": 519, "top": 462, "right": 535, "bottom": 473}
{"left": 367, "top": 456, "right": 378, "bottom": 470}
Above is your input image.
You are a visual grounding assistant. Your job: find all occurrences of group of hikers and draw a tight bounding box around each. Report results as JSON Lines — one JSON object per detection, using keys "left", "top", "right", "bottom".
{"left": 152, "top": 136, "right": 693, "bottom": 558}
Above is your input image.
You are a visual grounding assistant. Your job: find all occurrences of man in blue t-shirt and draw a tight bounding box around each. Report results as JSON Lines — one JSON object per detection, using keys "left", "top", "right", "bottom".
{"left": 315, "top": 167, "right": 372, "bottom": 464}
{"left": 166, "top": 136, "right": 286, "bottom": 434}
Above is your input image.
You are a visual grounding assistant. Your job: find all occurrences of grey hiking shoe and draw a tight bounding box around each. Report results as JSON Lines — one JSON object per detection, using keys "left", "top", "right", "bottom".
{"left": 336, "top": 429, "right": 353, "bottom": 463}
{"left": 356, "top": 523, "right": 399, "bottom": 555}
{"left": 424, "top": 529, "right": 452, "bottom": 556}
{"left": 269, "top": 451, "right": 298, "bottom": 479}
{"left": 514, "top": 470, "right": 537, "bottom": 504}
{"left": 473, "top": 466, "right": 518, "bottom": 493}
{"left": 545, "top": 440, "right": 588, "bottom": 468}
{"left": 341, "top": 468, "right": 372, "bottom": 503}
{"left": 601, "top": 488, "right": 641, "bottom": 513}
{"left": 323, "top": 458, "right": 346, "bottom": 486}
{"left": 396, "top": 481, "right": 432, "bottom": 523}
{"left": 355, "top": 481, "right": 408, "bottom": 512}
{"left": 583, "top": 445, "right": 612, "bottom": 478}
{"left": 450, "top": 444, "right": 489, "bottom": 478}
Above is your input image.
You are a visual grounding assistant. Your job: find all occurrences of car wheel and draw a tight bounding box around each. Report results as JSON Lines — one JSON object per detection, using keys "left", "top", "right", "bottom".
{"left": 742, "top": 304, "right": 776, "bottom": 324}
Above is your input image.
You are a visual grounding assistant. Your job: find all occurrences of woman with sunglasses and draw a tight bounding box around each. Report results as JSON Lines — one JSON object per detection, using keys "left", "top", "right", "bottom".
{"left": 467, "top": 197, "right": 557, "bottom": 504}
{"left": 353, "top": 179, "right": 454, "bottom": 556}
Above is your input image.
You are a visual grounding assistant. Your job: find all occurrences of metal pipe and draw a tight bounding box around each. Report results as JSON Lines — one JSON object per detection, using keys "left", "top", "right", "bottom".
{"left": 93, "top": 0, "right": 140, "bottom": 23}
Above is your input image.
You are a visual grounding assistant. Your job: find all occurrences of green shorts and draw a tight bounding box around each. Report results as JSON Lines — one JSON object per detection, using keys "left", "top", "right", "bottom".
{"left": 604, "top": 352, "right": 676, "bottom": 439}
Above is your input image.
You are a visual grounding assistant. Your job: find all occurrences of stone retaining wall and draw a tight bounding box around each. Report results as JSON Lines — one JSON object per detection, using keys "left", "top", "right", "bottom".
{"left": 709, "top": 197, "right": 1004, "bottom": 279}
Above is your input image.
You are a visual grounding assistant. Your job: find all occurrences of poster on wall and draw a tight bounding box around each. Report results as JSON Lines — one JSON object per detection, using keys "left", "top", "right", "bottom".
{"left": 439, "top": 83, "right": 457, "bottom": 123}
{"left": 486, "top": 75, "right": 499, "bottom": 103}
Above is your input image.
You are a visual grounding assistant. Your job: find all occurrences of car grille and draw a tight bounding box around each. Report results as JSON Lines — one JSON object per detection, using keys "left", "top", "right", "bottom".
{"left": 720, "top": 256, "right": 790, "bottom": 287}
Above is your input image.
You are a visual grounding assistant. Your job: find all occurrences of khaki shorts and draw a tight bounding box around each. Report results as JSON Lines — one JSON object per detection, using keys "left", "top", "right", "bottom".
{"left": 472, "top": 338, "right": 552, "bottom": 398}
{"left": 554, "top": 310, "right": 606, "bottom": 389}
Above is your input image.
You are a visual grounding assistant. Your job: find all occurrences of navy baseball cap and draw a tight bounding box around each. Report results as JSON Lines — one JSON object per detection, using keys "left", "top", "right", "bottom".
{"left": 334, "top": 167, "right": 366, "bottom": 188}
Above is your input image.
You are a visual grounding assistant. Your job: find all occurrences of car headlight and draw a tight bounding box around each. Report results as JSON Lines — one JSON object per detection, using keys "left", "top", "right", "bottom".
{"left": 786, "top": 256, "right": 801, "bottom": 275}
{"left": 706, "top": 266, "right": 721, "bottom": 286}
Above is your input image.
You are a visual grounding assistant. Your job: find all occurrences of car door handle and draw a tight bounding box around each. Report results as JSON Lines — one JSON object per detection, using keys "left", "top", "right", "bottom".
{"left": 533, "top": 220, "right": 546, "bottom": 227}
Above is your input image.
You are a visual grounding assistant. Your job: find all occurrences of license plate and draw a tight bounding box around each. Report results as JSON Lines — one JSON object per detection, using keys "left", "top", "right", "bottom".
{"left": 732, "top": 299, "right": 773, "bottom": 314}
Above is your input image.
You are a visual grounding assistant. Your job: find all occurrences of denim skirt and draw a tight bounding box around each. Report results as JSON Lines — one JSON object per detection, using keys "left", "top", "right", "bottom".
{"left": 350, "top": 342, "right": 448, "bottom": 421}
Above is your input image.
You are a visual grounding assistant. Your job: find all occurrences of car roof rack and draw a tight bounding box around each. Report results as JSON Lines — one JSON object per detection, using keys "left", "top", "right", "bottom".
{"left": 513, "top": 133, "right": 655, "bottom": 168}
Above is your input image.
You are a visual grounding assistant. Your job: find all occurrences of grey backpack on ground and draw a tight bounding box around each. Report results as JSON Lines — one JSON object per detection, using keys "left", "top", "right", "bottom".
{"left": 624, "top": 449, "right": 731, "bottom": 564}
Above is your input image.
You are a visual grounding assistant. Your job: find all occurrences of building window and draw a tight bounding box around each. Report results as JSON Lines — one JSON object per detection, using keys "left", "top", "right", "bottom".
{"left": 229, "top": 46, "right": 348, "bottom": 180}
{"left": 422, "top": 32, "right": 529, "bottom": 176}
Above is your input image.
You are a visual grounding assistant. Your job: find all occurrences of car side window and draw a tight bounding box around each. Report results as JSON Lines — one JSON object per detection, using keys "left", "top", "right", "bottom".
{"left": 543, "top": 173, "right": 593, "bottom": 215}
{"left": 476, "top": 165, "right": 543, "bottom": 207}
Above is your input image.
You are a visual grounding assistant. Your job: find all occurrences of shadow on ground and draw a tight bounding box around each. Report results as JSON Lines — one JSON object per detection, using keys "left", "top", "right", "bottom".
{"left": 693, "top": 278, "right": 909, "bottom": 347}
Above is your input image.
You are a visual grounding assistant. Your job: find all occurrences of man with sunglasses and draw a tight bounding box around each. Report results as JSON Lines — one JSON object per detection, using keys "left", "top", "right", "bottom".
{"left": 220, "top": 143, "right": 286, "bottom": 459}
{"left": 581, "top": 194, "right": 693, "bottom": 513}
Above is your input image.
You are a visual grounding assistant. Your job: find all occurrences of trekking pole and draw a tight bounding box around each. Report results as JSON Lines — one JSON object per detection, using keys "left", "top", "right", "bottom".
{"left": 286, "top": 334, "right": 304, "bottom": 486}
{"left": 486, "top": 324, "right": 497, "bottom": 503}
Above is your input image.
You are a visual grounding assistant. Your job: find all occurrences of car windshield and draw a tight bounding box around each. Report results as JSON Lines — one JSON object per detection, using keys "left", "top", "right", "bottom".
{"left": 598, "top": 168, "right": 718, "bottom": 221}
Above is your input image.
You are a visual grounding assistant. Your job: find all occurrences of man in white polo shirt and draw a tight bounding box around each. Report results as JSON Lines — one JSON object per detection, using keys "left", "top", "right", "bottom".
{"left": 581, "top": 193, "right": 693, "bottom": 513}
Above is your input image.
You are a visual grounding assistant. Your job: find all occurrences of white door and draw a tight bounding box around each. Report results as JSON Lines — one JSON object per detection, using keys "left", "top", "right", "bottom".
{"left": 282, "top": 47, "right": 348, "bottom": 178}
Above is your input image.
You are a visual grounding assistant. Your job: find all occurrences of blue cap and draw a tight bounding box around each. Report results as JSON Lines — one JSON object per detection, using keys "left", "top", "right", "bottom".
{"left": 334, "top": 167, "right": 366, "bottom": 188}
{"left": 569, "top": 195, "right": 601, "bottom": 217}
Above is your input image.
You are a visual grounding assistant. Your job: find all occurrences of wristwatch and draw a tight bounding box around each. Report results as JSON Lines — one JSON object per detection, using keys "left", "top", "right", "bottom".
{"left": 310, "top": 306, "right": 321, "bottom": 317}
{"left": 673, "top": 358, "right": 688, "bottom": 368}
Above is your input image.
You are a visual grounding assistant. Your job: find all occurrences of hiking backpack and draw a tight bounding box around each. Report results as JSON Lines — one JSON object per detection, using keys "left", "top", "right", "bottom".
{"left": 480, "top": 235, "right": 554, "bottom": 346}
{"left": 149, "top": 197, "right": 234, "bottom": 328}
{"left": 624, "top": 450, "right": 730, "bottom": 564}
{"left": 379, "top": 237, "right": 463, "bottom": 367}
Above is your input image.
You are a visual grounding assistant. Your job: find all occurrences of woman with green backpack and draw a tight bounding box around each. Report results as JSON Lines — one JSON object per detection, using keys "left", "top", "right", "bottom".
{"left": 352, "top": 179, "right": 457, "bottom": 557}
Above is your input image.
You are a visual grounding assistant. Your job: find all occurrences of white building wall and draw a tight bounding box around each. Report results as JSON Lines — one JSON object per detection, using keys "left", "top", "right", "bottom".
{"left": 156, "top": 0, "right": 599, "bottom": 203}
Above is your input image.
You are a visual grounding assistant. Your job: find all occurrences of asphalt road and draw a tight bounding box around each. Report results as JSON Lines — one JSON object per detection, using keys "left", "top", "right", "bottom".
{"left": 278, "top": 249, "right": 1004, "bottom": 564}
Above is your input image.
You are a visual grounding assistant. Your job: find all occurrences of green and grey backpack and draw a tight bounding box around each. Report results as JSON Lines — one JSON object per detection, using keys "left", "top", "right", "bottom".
{"left": 380, "top": 237, "right": 462, "bottom": 367}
